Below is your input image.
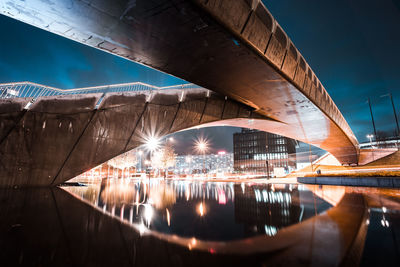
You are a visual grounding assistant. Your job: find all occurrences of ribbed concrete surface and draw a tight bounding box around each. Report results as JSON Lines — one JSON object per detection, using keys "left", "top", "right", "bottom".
{"left": 0, "top": 90, "right": 266, "bottom": 187}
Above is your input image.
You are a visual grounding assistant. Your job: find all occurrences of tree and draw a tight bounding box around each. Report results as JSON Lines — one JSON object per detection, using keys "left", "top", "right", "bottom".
{"left": 108, "top": 150, "right": 138, "bottom": 170}
{"left": 151, "top": 144, "right": 176, "bottom": 178}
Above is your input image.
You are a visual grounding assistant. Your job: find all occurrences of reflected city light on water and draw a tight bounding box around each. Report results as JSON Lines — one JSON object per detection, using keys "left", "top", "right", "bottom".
{"left": 3, "top": 181, "right": 399, "bottom": 265}
{"left": 166, "top": 208, "right": 171, "bottom": 226}
{"left": 63, "top": 179, "right": 333, "bottom": 241}
{"left": 197, "top": 202, "right": 205, "bottom": 216}
{"left": 144, "top": 205, "right": 154, "bottom": 226}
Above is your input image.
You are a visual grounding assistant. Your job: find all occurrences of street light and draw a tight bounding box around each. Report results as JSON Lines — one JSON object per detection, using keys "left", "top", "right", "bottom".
{"left": 194, "top": 138, "right": 209, "bottom": 175}
{"left": 366, "top": 134, "right": 374, "bottom": 147}
{"left": 138, "top": 150, "right": 143, "bottom": 172}
{"left": 367, "top": 134, "right": 375, "bottom": 161}
{"left": 143, "top": 134, "right": 160, "bottom": 178}
{"left": 145, "top": 135, "right": 160, "bottom": 152}
{"left": 196, "top": 141, "right": 207, "bottom": 153}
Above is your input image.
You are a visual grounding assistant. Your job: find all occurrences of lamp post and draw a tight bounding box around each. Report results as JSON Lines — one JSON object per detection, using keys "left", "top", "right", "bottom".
{"left": 381, "top": 93, "right": 400, "bottom": 148}
{"left": 195, "top": 139, "right": 209, "bottom": 176}
{"left": 368, "top": 98, "right": 378, "bottom": 146}
{"left": 367, "top": 134, "right": 374, "bottom": 147}
{"left": 138, "top": 150, "right": 143, "bottom": 172}
{"left": 367, "top": 134, "right": 375, "bottom": 161}
{"left": 144, "top": 135, "right": 160, "bottom": 179}
{"left": 388, "top": 93, "right": 399, "bottom": 137}
{"left": 200, "top": 143, "right": 206, "bottom": 174}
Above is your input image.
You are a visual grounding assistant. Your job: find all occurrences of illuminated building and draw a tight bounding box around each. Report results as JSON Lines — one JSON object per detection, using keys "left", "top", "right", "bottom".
{"left": 174, "top": 152, "right": 233, "bottom": 174}
{"left": 233, "top": 129, "right": 297, "bottom": 175}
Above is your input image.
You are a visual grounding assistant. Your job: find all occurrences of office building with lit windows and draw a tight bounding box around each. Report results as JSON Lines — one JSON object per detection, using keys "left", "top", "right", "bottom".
{"left": 175, "top": 152, "right": 233, "bottom": 174}
{"left": 233, "top": 129, "right": 297, "bottom": 175}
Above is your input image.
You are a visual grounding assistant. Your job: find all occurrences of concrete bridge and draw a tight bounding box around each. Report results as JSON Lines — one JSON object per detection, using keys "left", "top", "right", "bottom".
{"left": 0, "top": 83, "right": 274, "bottom": 186}
{"left": 0, "top": 0, "right": 360, "bottom": 166}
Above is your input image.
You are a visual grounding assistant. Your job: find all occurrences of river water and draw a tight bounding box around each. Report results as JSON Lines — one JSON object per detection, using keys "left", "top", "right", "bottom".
{"left": 0, "top": 178, "right": 399, "bottom": 266}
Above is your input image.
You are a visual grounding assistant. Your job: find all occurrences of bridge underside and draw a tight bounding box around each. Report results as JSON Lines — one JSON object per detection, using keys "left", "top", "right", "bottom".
{"left": 0, "top": 89, "right": 271, "bottom": 187}
{"left": 0, "top": 0, "right": 359, "bottom": 165}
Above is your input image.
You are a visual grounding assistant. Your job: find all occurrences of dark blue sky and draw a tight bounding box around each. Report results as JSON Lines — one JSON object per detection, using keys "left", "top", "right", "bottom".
{"left": 0, "top": 15, "right": 185, "bottom": 88}
{"left": 0, "top": 0, "right": 399, "bottom": 152}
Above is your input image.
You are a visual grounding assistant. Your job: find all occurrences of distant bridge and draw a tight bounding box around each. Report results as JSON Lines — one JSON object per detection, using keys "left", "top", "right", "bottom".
{"left": 0, "top": 81, "right": 201, "bottom": 99}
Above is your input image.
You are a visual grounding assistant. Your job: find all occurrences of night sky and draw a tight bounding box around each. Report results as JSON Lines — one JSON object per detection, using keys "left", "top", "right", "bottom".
{"left": 0, "top": 0, "right": 399, "bottom": 154}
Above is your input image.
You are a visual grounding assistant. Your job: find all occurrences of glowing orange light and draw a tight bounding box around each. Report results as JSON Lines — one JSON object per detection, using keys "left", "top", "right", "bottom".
{"left": 144, "top": 135, "right": 160, "bottom": 152}
{"left": 197, "top": 202, "right": 206, "bottom": 216}
{"left": 194, "top": 137, "right": 210, "bottom": 154}
{"left": 166, "top": 208, "right": 171, "bottom": 226}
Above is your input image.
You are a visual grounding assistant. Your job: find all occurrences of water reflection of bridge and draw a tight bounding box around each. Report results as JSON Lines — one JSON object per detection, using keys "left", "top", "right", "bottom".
{"left": 72, "top": 180, "right": 333, "bottom": 239}
{"left": 3, "top": 182, "right": 392, "bottom": 265}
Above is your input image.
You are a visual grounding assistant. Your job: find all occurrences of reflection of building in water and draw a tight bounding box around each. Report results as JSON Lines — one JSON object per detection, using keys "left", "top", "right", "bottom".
{"left": 66, "top": 180, "right": 332, "bottom": 242}
{"left": 233, "top": 184, "right": 301, "bottom": 236}
{"left": 173, "top": 181, "right": 235, "bottom": 203}
{"left": 96, "top": 180, "right": 236, "bottom": 223}
{"left": 233, "top": 129, "right": 297, "bottom": 175}
{"left": 175, "top": 153, "right": 233, "bottom": 174}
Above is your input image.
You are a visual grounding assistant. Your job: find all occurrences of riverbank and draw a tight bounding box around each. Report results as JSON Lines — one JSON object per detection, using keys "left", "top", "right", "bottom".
{"left": 298, "top": 176, "right": 400, "bottom": 188}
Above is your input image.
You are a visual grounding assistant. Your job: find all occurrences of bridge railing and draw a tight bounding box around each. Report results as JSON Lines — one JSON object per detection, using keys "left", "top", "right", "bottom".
{"left": 0, "top": 81, "right": 201, "bottom": 99}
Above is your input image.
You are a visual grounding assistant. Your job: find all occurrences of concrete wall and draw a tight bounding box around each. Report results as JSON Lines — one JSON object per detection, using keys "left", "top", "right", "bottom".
{"left": 0, "top": 89, "right": 266, "bottom": 187}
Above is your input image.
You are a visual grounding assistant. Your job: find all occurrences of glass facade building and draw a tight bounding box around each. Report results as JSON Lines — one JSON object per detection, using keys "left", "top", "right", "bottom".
{"left": 175, "top": 153, "right": 233, "bottom": 174}
{"left": 233, "top": 129, "right": 297, "bottom": 175}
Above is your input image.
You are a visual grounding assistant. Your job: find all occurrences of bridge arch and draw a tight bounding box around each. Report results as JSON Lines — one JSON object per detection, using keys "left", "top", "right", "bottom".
{"left": 0, "top": 89, "right": 271, "bottom": 186}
